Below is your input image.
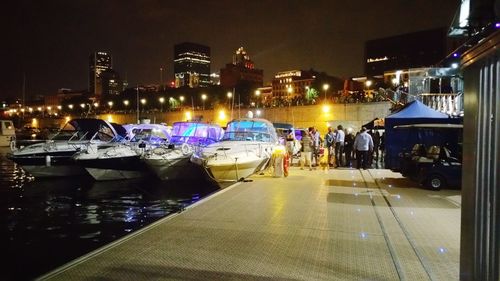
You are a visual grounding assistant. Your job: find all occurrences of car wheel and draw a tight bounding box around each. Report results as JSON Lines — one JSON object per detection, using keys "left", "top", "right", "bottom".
{"left": 428, "top": 174, "right": 446, "bottom": 190}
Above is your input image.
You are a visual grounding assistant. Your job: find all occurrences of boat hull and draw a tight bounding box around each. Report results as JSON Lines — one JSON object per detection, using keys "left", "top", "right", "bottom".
{"left": 205, "top": 157, "right": 269, "bottom": 182}
{"left": 75, "top": 155, "right": 149, "bottom": 181}
{"left": 7, "top": 151, "right": 86, "bottom": 177}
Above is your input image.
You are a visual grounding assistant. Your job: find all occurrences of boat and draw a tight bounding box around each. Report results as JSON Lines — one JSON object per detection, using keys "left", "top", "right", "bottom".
{"left": 7, "top": 118, "right": 127, "bottom": 177}
{"left": 73, "top": 123, "right": 171, "bottom": 181}
{"left": 190, "top": 118, "right": 279, "bottom": 182}
{"left": 142, "top": 121, "right": 224, "bottom": 181}
{"left": 0, "top": 120, "right": 16, "bottom": 148}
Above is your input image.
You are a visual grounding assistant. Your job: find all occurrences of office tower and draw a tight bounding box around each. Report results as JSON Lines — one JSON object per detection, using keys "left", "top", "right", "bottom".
{"left": 174, "top": 42, "right": 211, "bottom": 88}
{"left": 89, "top": 51, "right": 112, "bottom": 96}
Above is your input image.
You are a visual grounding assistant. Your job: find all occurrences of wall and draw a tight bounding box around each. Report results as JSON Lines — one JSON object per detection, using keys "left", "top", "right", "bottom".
{"left": 97, "top": 101, "right": 392, "bottom": 134}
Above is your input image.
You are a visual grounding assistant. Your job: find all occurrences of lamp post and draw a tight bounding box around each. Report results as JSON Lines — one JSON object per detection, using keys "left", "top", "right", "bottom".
{"left": 159, "top": 97, "right": 165, "bottom": 112}
{"left": 123, "top": 100, "right": 129, "bottom": 113}
{"left": 140, "top": 98, "right": 146, "bottom": 112}
{"left": 323, "top": 83, "right": 329, "bottom": 101}
{"left": 201, "top": 94, "right": 207, "bottom": 111}
{"left": 255, "top": 90, "right": 261, "bottom": 108}
{"left": 179, "top": 96, "right": 185, "bottom": 108}
{"left": 107, "top": 101, "right": 113, "bottom": 112}
{"left": 365, "top": 80, "right": 372, "bottom": 99}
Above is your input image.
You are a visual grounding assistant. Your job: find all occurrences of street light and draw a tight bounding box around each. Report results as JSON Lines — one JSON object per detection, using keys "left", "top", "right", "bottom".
{"left": 201, "top": 94, "right": 207, "bottom": 110}
{"left": 323, "top": 83, "right": 329, "bottom": 101}
{"left": 108, "top": 101, "right": 113, "bottom": 109}
{"left": 255, "top": 90, "right": 261, "bottom": 107}
{"left": 123, "top": 100, "right": 129, "bottom": 112}
{"left": 140, "top": 98, "right": 146, "bottom": 112}
{"left": 159, "top": 97, "right": 165, "bottom": 112}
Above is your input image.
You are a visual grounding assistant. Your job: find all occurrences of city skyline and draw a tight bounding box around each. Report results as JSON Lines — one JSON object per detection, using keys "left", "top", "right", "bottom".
{"left": 2, "top": 0, "right": 459, "bottom": 98}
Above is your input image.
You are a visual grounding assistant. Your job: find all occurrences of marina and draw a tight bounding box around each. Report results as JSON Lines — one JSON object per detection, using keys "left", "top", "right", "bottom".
{"left": 36, "top": 167, "right": 461, "bottom": 281}
{"left": 0, "top": 148, "right": 222, "bottom": 281}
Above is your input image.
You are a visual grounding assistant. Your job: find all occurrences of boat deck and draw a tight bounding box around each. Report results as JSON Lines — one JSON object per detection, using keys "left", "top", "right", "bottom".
{"left": 38, "top": 167, "right": 461, "bottom": 281}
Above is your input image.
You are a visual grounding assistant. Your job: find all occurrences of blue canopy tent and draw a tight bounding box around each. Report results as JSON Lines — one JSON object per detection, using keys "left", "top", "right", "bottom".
{"left": 384, "top": 100, "right": 462, "bottom": 170}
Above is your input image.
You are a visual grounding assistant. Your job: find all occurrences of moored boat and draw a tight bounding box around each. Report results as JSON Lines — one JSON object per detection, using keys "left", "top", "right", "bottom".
{"left": 73, "top": 123, "right": 171, "bottom": 181}
{"left": 143, "top": 121, "right": 224, "bottom": 180}
{"left": 7, "top": 118, "right": 126, "bottom": 178}
{"left": 190, "top": 118, "right": 278, "bottom": 182}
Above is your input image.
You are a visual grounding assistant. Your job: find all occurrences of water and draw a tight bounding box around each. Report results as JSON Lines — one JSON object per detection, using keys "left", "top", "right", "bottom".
{"left": 0, "top": 148, "right": 221, "bottom": 281}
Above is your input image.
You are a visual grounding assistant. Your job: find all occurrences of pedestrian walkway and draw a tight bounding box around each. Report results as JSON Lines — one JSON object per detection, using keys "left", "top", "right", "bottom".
{"left": 38, "top": 168, "right": 461, "bottom": 281}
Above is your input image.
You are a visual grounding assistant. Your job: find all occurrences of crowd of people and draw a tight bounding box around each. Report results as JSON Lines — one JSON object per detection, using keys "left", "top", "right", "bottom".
{"left": 285, "top": 125, "right": 384, "bottom": 171}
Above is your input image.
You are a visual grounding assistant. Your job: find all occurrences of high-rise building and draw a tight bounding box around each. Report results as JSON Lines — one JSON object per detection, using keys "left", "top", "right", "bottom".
{"left": 89, "top": 51, "right": 112, "bottom": 96}
{"left": 364, "top": 28, "right": 462, "bottom": 77}
{"left": 220, "top": 47, "right": 263, "bottom": 89}
{"left": 173, "top": 42, "right": 211, "bottom": 88}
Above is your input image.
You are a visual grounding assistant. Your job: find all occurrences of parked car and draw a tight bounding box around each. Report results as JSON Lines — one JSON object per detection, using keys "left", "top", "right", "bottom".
{"left": 415, "top": 146, "right": 462, "bottom": 190}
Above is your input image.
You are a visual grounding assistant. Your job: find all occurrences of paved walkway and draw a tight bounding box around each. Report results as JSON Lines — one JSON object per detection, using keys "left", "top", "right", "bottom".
{"left": 38, "top": 167, "right": 461, "bottom": 281}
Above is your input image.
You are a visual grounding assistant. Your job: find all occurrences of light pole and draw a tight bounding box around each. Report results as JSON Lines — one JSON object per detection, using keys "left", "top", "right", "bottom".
{"left": 159, "top": 97, "right": 165, "bottom": 112}
{"left": 323, "top": 83, "right": 329, "bottom": 101}
{"left": 255, "top": 90, "right": 261, "bottom": 108}
{"left": 365, "top": 80, "right": 372, "bottom": 99}
{"left": 123, "top": 100, "right": 129, "bottom": 112}
{"left": 179, "top": 96, "right": 185, "bottom": 108}
{"left": 140, "top": 98, "right": 146, "bottom": 112}
{"left": 201, "top": 94, "right": 207, "bottom": 111}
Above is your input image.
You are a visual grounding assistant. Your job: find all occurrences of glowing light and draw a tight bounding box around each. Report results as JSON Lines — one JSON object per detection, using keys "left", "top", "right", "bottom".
{"left": 179, "top": 96, "right": 185, "bottom": 102}
{"left": 201, "top": 94, "right": 207, "bottom": 101}
{"left": 451, "top": 63, "right": 459, "bottom": 69}
{"left": 140, "top": 99, "right": 146, "bottom": 105}
{"left": 108, "top": 101, "right": 113, "bottom": 107}
{"left": 31, "top": 118, "right": 38, "bottom": 127}
{"left": 93, "top": 102, "right": 99, "bottom": 107}
{"left": 37, "top": 107, "right": 42, "bottom": 111}
{"left": 365, "top": 80, "right": 372, "bottom": 87}
{"left": 255, "top": 90, "right": 261, "bottom": 96}
{"left": 47, "top": 106, "right": 52, "bottom": 111}
{"left": 159, "top": 97, "right": 165, "bottom": 103}
{"left": 123, "top": 100, "right": 129, "bottom": 106}
{"left": 322, "top": 84, "right": 329, "bottom": 91}
{"left": 107, "top": 115, "right": 113, "bottom": 122}
{"left": 255, "top": 110, "right": 261, "bottom": 117}
{"left": 65, "top": 116, "right": 71, "bottom": 122}
{"left": 322, "top": 104, "right": 330, "bottom": 113}
{"left": 185, "top": 111, "right": 192, "bottom": 121}
{"left": 80, "top": 103, "right": 85, "bottom": 108}
{"left": 57, "top": 106, "right": 62, "bottom": 110}
{"left": 218, "top": 110, "right": 226, "bottom": 120}
{"left": 68, "top": 104, "right": 74, "bottom": 109}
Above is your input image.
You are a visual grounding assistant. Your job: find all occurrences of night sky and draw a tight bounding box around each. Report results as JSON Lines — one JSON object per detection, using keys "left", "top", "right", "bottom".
{"left": 2, "top": 0, "right": 459, "bottom": 99}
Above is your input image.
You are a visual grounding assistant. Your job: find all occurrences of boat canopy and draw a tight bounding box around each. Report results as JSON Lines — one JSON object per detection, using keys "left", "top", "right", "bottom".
{"left": 222, "top": 118, "right": 278, "bottom": 143}
{"left": 51, "top": 118, "right": 122, "bottom": 142}
{"left": 169, "top": 122, "right": 224, "bottom": 145}
{"left": 123, "top": 123, "right": 171, "bottom": 144}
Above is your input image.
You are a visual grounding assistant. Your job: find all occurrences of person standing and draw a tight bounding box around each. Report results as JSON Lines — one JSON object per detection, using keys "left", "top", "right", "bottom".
{"left": 324, "top": 127, "right": 335, "bottom": 167}
{"left": 353, "top": 127, "right": 374, "bottom": 170}
{"left": 310, "top": 127, "right": 321, "bottom": 167}
{"left": 335, "top": 125, "right": 345, "bottom": 167}
{"left": 300, "top": 130, "right": 313, "bottom": 171}
{"left": 344, "top": 131, "right": 355, "bottom": 168}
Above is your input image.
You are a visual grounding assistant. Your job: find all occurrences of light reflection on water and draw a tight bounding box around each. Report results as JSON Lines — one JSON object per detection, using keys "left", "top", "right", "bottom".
{"left": 0, "top": 148, "right": 220, "bottom": 281}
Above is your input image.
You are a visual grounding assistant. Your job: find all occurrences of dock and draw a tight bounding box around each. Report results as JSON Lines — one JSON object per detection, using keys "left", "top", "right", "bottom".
{"left": 38, "top": 167, "right": 461, "bottom": 281}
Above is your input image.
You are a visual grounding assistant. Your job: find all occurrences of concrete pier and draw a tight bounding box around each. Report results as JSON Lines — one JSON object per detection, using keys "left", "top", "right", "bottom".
{"left": 38, "top": 167, "right": 460, "bottom": 281}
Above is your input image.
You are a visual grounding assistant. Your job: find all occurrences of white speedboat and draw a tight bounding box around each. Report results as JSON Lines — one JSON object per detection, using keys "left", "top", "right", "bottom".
{"left": 73, "top": 123, "right": 171, "bottom": 181}
{"left": 191, "top": 118, "right": 279, "bottom": 182}
{"left": 7, "top": 118, "right": 127, "bottom": 177}
{"left": 143, "top": 121, "right": 224, "bottom": 181}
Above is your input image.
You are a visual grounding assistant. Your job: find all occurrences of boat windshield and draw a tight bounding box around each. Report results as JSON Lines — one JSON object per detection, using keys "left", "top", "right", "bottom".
{"left": 170, "top": 122, "right": 223, "bottom": 145}
{"left": 51, "top": 119, "right": 117, "bottom": 142}
{"left": 222, "top": 120, "right": 275, "bottom": 142}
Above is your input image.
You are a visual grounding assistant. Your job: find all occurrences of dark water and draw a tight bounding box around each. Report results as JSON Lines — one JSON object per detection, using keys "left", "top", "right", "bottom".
{"left": 0, "top": 148, "right": 221, "bottom": 281}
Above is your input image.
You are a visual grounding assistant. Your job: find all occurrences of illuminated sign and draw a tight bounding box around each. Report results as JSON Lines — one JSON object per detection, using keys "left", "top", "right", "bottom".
{"left": 367, "top": 56, "right": 389, "bottom": 63}
{"left": 275, "top": 71, "right": 301, "bottom": 78}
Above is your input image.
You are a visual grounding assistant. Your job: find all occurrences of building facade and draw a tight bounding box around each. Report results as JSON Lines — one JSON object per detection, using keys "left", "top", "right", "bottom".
{"left": 174, "top": 42, "right": 211, "bottom": 88}
{"left": 220, "top": 47, "right": 263, "bottom": 89}
{"left": 89, "top": 51, "right": 112, "bottom": 97}
{"left": 364, "top": 28, "right": 461, "bottom": 77}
